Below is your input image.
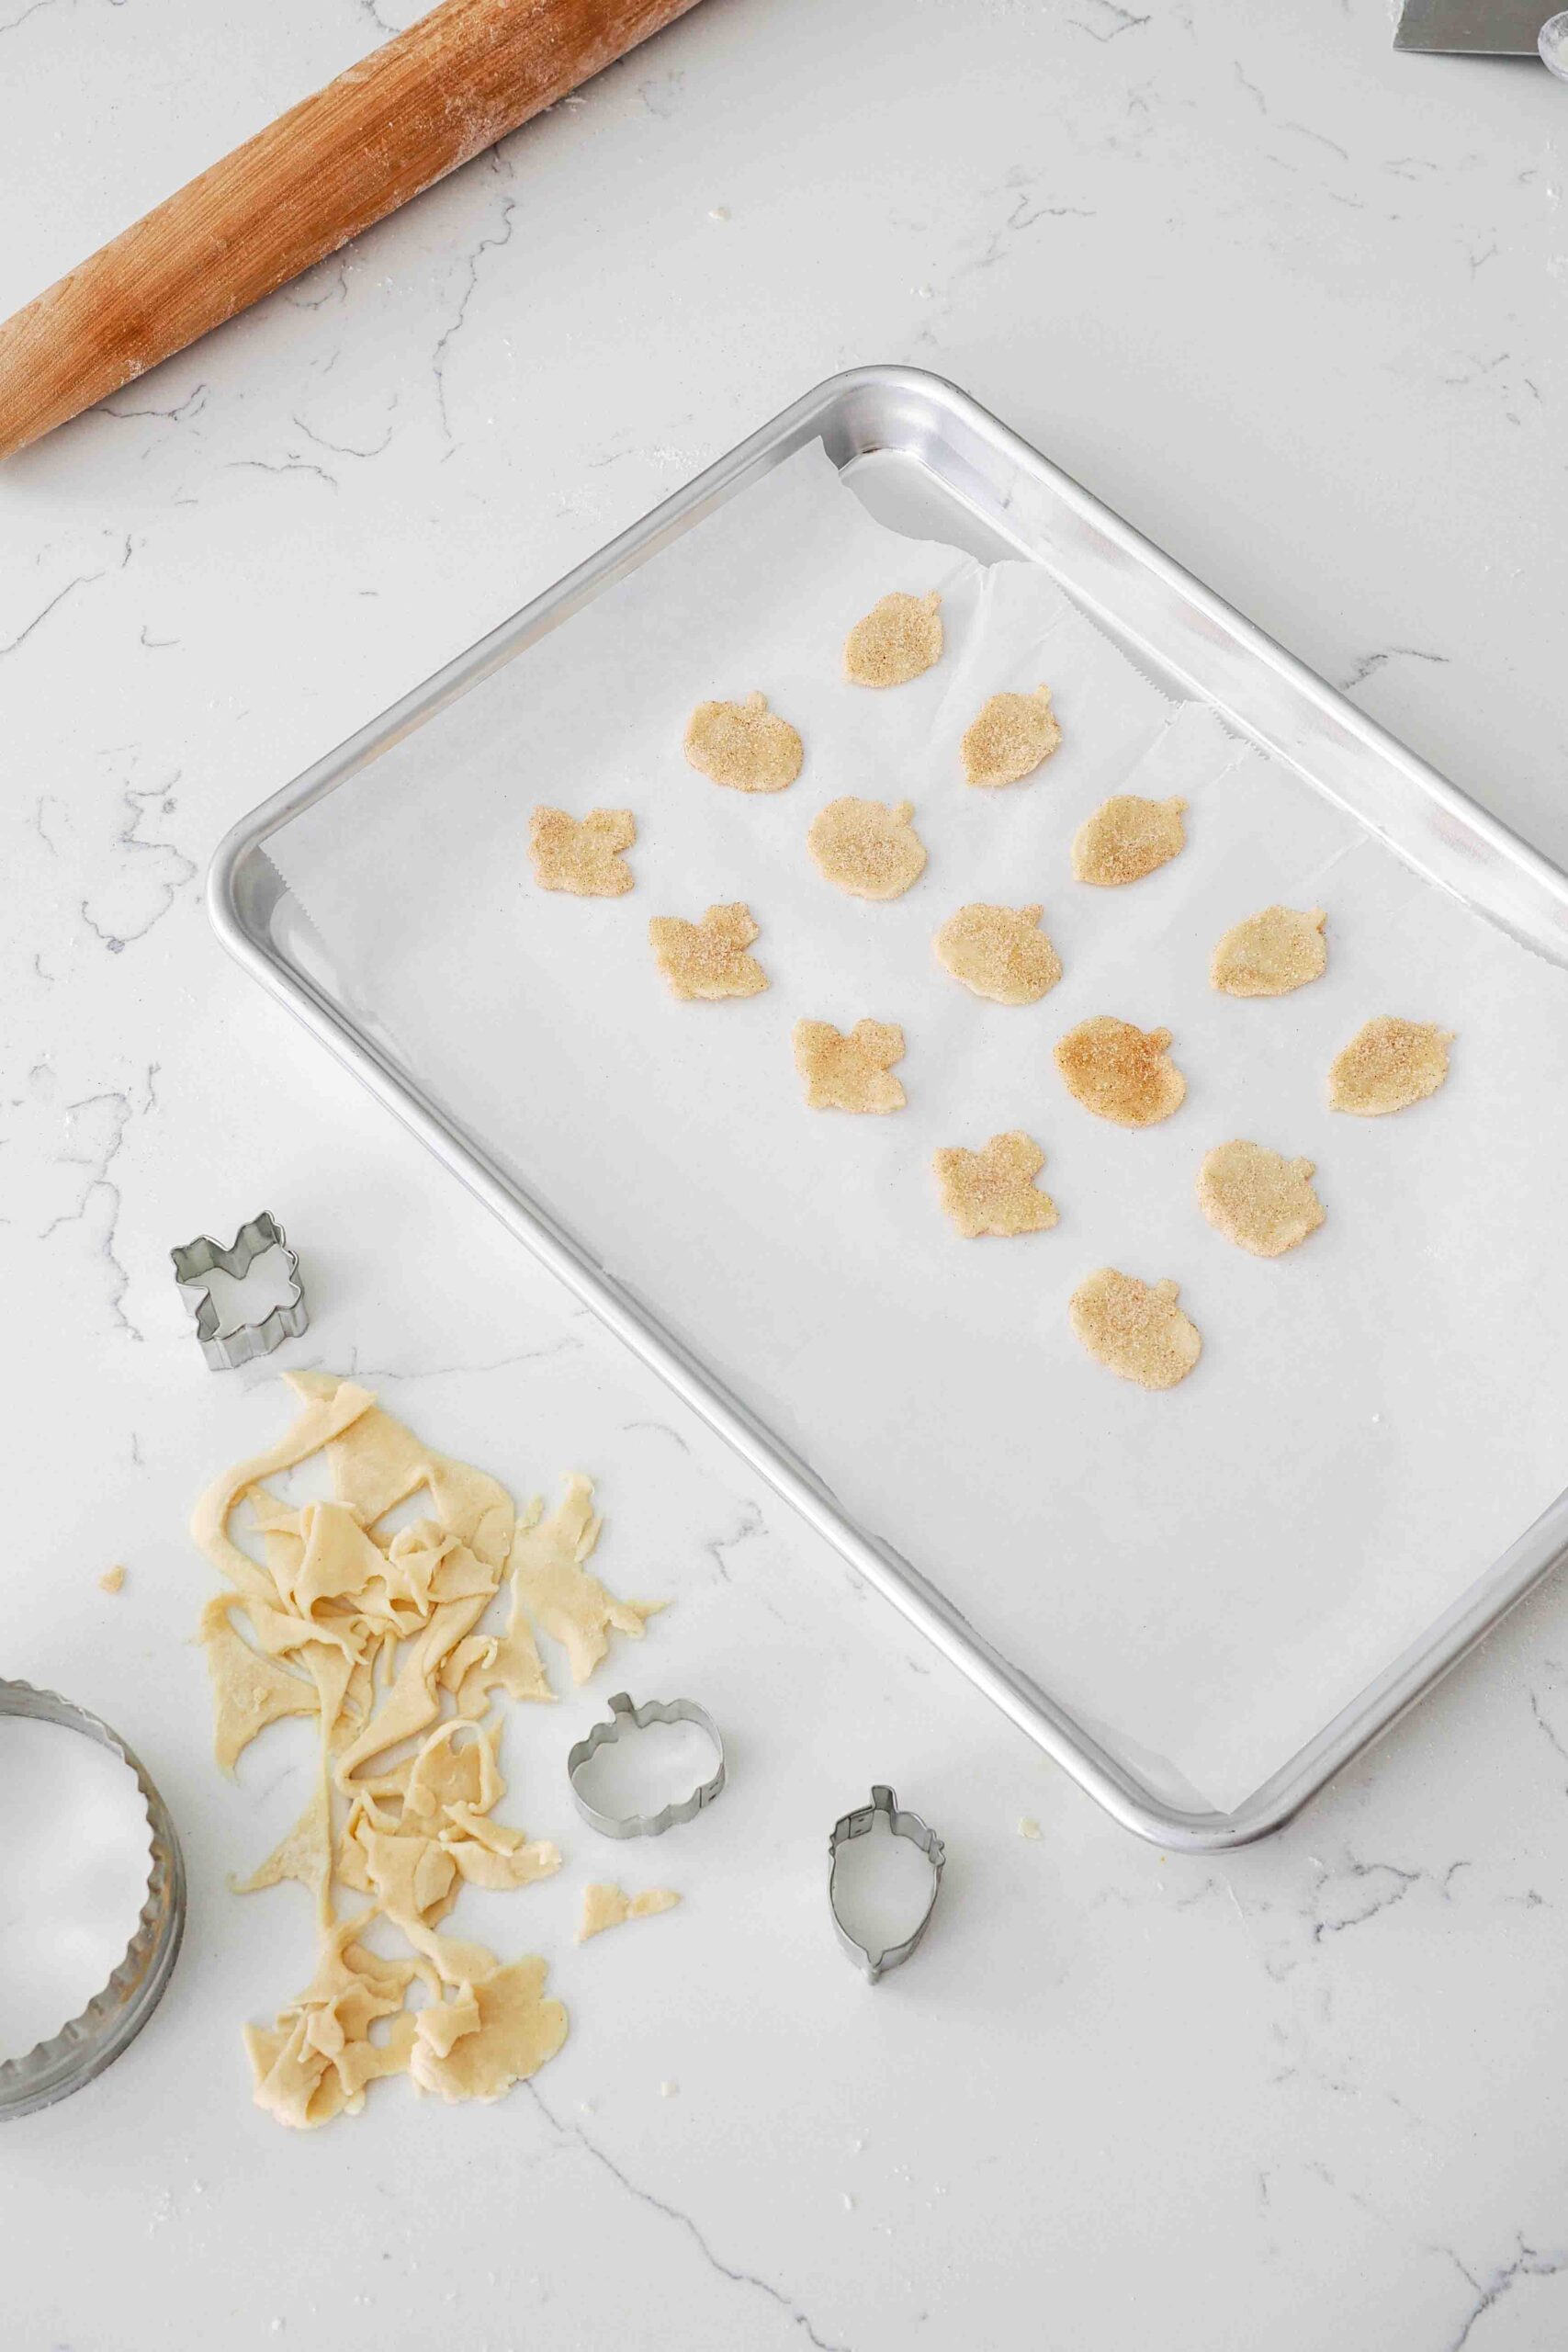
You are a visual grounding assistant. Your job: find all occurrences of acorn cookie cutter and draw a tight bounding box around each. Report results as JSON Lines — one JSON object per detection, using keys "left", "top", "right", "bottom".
{"left": 566, "top": 1692, "right": 727, "bottom": 1838}
{"left": 171, "top": 1210, "right": 308, "bottom": 1371}
{"left": 828, "top": 1784, "right": 945, "bottom": 1984}
{"left": 0, "top": 1680, "right": 186, "bottom": 2120}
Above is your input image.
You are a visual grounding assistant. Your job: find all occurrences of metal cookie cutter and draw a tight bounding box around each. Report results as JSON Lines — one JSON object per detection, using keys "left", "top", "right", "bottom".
{"left": 171, "top": 1210, "right": 308, "bottom": 1371}
{"left": 0, "top": 1681, "right": 186, "bottom": 2120}
{"left": 829, "top": 1785, "right": 945, "bottom": 1984}
{"left": 566, "top": 1691, "right": 726, "bottom": 1838}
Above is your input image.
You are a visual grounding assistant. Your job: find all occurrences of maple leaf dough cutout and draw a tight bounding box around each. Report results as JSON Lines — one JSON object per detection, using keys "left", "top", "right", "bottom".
{"left": 683, "top": 691, "right": 803, "bottom": 792}
{"left": 1198, "top": 1139, "right": 1325, "bottom": 1258}
{"left": 1055, "top": 1016, "right": 1187, "bottom": 1127}
{"left": 793, "top": 1018, "right": 907, "bottom": 1113}
{"left": 649, "top": 901, "right": 769, "bottom": 1000}
{"left": 961, "top": 687, "right": 1062, "bottom": 787}
{"left": 1329, "top": 1017, "right": 1453, "bottom": 1115}
{"left": 843, "top": 590, "right": 943, "bottom": 686}
{"left": 807, "top": 797, "right": 928, "bottom": 899}
{"left": 528, "top": 806, "right": 637, "bottom": 897}
{"left": 934, "top": 1130, "right": 1059, "bottom": 1238}
{"left": 1069, "top": 1269, "right": 1201, "bottom": 1390}
{"left": 1072, "top": 795, "right": 1188, "bottom": 887}
{"left": 934, "top": 902, "right": 1062, "bottom": 1004}
{"left": 1211, "top": 905, "right": 1327, "bottom": 997}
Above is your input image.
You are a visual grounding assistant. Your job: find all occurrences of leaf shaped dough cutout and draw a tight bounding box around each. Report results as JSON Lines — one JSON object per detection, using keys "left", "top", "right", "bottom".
{"left": 528, "top": 807, "right": 637, "bottom": 897}
{"left": 649, "top": 902, "right": 769, "bottom": 1000}
{"left": 933, "top": 1131, "right": 1059, "bottom": 1237}
{"left": 1072, "top": 795, "right": 1188, "bottom": 886}
{"left": 793, "top": 1018, "right": 907, "bottom": 1113}
{"left": 961, "top": 687, "right": 1061, "bottom": 787}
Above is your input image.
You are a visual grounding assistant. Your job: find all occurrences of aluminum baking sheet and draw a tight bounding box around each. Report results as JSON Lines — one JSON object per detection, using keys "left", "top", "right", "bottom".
{"left": 211, "top": 367, "right": 1568, "bottom": 1849}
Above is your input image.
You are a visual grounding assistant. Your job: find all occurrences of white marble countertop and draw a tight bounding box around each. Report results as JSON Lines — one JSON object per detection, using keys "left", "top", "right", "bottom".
{"left": 4, "top": 4, "right": 1567, "bottom": 2346}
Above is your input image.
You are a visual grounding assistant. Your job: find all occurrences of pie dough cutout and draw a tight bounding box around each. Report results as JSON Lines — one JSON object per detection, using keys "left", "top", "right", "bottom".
{"left": 578, "top": 1884, "right": 682, "bottom": 1942}
{"left": 1211, "top": 906, "right": 1327, "bottom": 997}
{"left": 1072, "top": 795, "right": 1188, "bottom": 887}
{"left": 528, "top": 807, "right": 636, "bottom": 897}
{"left": 961, "top": 687, "right": 1061, "bottom": 787}
{"left": 1329, "top": 1018, "right": 1453, "bottom": 1115}
{"left": 649, "top": 902, "right": 769, "bottom": 1000}
{"left": 934, "top": 1131, "right": 1058, "bottom": 1238}
{"left": 807, "top": 797, "right": 928, "bottom": 899}
{"left": 933, "top": 902, "right": 1062, "bottom": 1004}
{"left": 683, "top": 691, "right": 803, "bottom": 792}
{"left": 1055, "top": 1017, "right": 1186, "bottom": 1127}
{"left": 843, "top": 591, "right": 942, "bottom": 686}
{"left": 793, "top": 1018, "right": 907, "bottom": 1113}
{"left": 1069, "top": 1270, "right": 1201, "bottom": 1390}
{"left": 1198, "top": 1140, "right": 1325, "bottom": 1258}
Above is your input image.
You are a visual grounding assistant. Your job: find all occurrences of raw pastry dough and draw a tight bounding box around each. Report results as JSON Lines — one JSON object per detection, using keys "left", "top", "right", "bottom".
{"left": 1197, "top": 1140, "right": 1325, "bottom": 1258}
{"left": 933, "top": 1132, "right": 1058, "bottom": 1238}
{"left": 649, "top": 902, "right": 769, "bottom": 1000}
{"left": 1072, "top": 796, "right": 1187, "bottom": 887}
{"left": 793, "top": 1019, "right": 907, "bottom": 1114}
{"left": 842, "top": 591, "right": 943, "bottom": 686}
{"left": 961, "top": 687, "right": 1061, "bottom": 788}
{"left": 578, "top": 1884, "right": 682, "bottom": 1942}
{"left": 1055, "top": 1018, "right": 1186, "bottom": 1128}
{"left": 408, "top": 1956, "right": 567, "bottom": 2103}
{"left": 683, "top": 692, "right": 803, "bottom": 792}
{"left": 528, "top": 807, "right": 637, "bottom": 897}
{"left": 807, "top": 797, "right": 928, "bottom": 900}
{"left": 1069, "top": 1270, "right": 1201, "bottom": 1391}
{"left": 98, "top": 1565, "right": 125, "bottom": 1593}
{"left": 510, "top": 1474, "right": 664, "bottom": 1686}
{"left": 1329, "top": 1018, "right": 1453, "bottom": 1115}
{"left": 933, "top": 902, "right": 1061, "bottom": 1004}
{"left": 1211, "top": 906, "right": 1327, "bottom": 997}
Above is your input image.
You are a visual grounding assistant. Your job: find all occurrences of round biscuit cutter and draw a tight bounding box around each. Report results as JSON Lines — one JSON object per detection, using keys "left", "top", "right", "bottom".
{"left": 829, "top": 1784, "right": 945, "bottom": 1984}
{"left": 171, "top": 1210, "right": 308, "bottom": 1372}
{"left": 567, "top": 1691, "right": 726, "bottom": 1838}
{"left": 0, "top": 1680, "right": 186, "bottom": 2120}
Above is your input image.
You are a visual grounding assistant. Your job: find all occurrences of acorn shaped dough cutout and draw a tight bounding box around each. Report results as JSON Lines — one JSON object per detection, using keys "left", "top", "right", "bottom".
{"left": 934, "top": 1131, "right": 1058, "bottom": 1238}
{"left": 1072, "top": 795, "right": 1188, "bottom": 887}
{"left": 1055, "top": 1017, "right": 1186, "bottom": 1127}
{"left": 843, "top": 591, "right": 943, "bottom": 687}
{"left": 1197, "top": 1140, "right": 1325, "bottom": 1258}
{"left": 961, "top": 687, "right": 1062, "bottom": 788}
{"left": 683, "top": 692, "right": 803, "bottom": 793}
{"left": 1329, "top": 1018, "right": 1453, "bottom": 1115}
{"left": 1212, "top": 906, "right": 1327, "bottom": 998}
{"left": 807, "top": 797, "right": 928, "bottom": 900}
{"left": 1069, "top": 1269, "right": 1201, "bottom": 1391}
{"left": 934, "top": 902, "right": 1062, "bottom": 1005}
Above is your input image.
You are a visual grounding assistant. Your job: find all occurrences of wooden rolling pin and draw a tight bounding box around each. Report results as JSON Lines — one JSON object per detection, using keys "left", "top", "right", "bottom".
{"left": 0, "top": 0, "right": 704, "bottom": 461}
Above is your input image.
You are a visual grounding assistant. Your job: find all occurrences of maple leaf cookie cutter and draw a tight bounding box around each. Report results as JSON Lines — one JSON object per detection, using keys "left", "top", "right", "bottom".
{"left": 170, "top": 1210, "right": 308, "bottom": 1371}
{"left": 828, "top": 1785, "right": 945, "bottom": 1984}
{"left": 566, "top": 1691, "right": 727, "bottom": 1838}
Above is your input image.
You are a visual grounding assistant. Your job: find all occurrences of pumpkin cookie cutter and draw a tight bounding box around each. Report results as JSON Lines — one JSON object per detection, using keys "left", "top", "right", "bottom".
{"left": 171, "top": 1210, "right": 308, "bottom": 1371}
{"left": 566, "top": 1691, "right": 727, "bottom": 1839}
{"left": 0, "top": 1680, "right": 186, "bottom": 2120}
{"left": 828, "top": 1784, "right": 945, "bottom": 1984}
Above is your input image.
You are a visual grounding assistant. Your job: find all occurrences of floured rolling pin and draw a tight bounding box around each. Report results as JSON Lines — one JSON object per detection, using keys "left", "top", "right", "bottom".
{"left": 0, "top": 0, "right": 704, "bottom": 462}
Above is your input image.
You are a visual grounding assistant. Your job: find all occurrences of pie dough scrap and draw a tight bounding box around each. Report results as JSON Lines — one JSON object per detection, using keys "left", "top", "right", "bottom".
{"left": 510, "top": 1473, "right": 665, "bottom": 1686}
{"left": 578, "top": 1884, "right": 682, "bottom": 1942}
{"left": 1211, "top": 905, "right": 1327, "bottom": 998}
{"left": 1198, "top": 1139, "right": 1325, "bottom": 1258}
{"left": 649, "top": 902, "right": 769, "bottom": 1001}
{"left": 842, "top": 590, "right": 943, "bottom": 687}
{"left": 933, "top": 1131, "right": 1059, "bottom": 1238}
{"left": 933, "top": 902, "right": 1061, "bottom": 1005}
{"left": 1329, "top": 1017, "right": 1454, "bottom": 1116}
{"left": 961, "top": 687, "right": 1061, "bottom": 788}
{"left": 98, "top": 1565, "right": 125, "bottom": 1594}
{"left": 1069, "top": 1269, "right": 1202, "bottom": 1391}
{"left": 231, "top": 1780, "right": 334, "bottom": 1925}
{"left": 407, "top": 1955, "right": 568, "bottom": 2104}
{"left": 198, "top": 1594, "right": 321, "bottom": 1775}
{"left": 807, "top": 797, "right": 928, "bottom": 900}
{"left": 528, "top": 807, "right": 637, "bottom": 898}
{"left": 793, "top": 1018, "right": 907, "bottom": 1114}
{"left": 683, "top": 691, "right": 803, "bottom": 793}
{"left": 1055, "top": 1017, "right": 1186, "bottom": 1128}
{"left": 1072, "top": 795, "right": 1188, "bottom": 887}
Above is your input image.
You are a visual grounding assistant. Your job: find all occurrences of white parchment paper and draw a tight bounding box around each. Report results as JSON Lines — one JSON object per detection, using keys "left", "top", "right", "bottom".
{"left": 267, "top": 443, "right": 1568, "bottom": 1810}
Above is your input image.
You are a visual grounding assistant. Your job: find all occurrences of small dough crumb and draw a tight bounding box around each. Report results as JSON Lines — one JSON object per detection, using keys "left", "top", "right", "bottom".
{"left": 1018, "top": 1816, "right": 1042, "bottom": 1841}
{"left": 1055, "top": 1018, "right": 1186, "bottom": 1128}
{"left": 1069, "top": 1269, "right": 1201, "bottom": 1391}
{"left": 961, "top": 688, "right": 1061, "bottom": 788}
{"left": 528, "top": 807, "right": 636, "bottom": 897}
{"left": 933, "top": 1131, "right": 1058, "bottom": 1238}
{"left": 933, "top": 902, "right": 1061, "bottom": 1005}
{"left": 1329, "top": 1018, "right": 1453, "bottom": 1115}
{"left": 683, "top": 692, "right": 803, "bottom": 793}
{"left": 1198, "top": 1140, "right": 1325, "bottom": 1258}
{"left": 660, "top": 2080, "right": 679, "bottom": 2098}
{"left": 843, "top": 591, "right": 943, "bottom": 687}
{"left": 578, "top": 1884, "right": 682, "bottom": 1943}
{"left": 649, "top": 902, "right": 769, "bottom": 1000}
{"left": 1212, "top": 906, "right": 1327, "bottom": 997}
{"left": 99, "top": 1565, "right": 126, "bottom": 1594}
{"left": 807, "top": 797, "right": 928, "bottom": 899}
{"left": 793, "top": 1019, "right": 907, "bottom": 1114}
{"left": 1072, "top": 796, "right": 1188, "bottom": 887}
